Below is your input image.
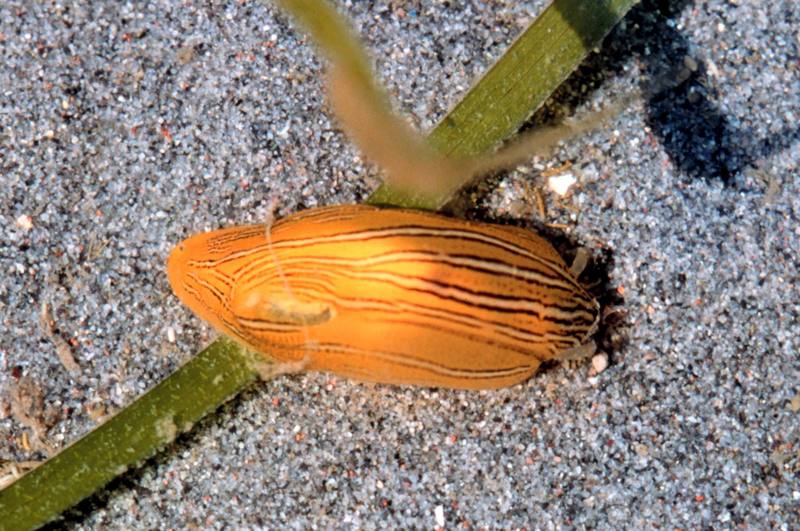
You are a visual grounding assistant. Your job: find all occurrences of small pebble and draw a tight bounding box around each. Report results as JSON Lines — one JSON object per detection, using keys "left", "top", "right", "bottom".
{"left": 15, "top": 214, "right": 33, "bottom": 230}
{"left": 434, "top": 505, "right": 445, "bottom": 527}
{"left": 592, "top": 352, "right": 609, "bottom": 374}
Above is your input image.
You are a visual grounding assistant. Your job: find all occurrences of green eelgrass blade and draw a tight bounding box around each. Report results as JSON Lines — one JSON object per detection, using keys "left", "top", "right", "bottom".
{"left": 0, "top": 1, "right": 635, "bottom": 527}
{"left": 368, "top": 0, "right": 639, "bottom": 209}
{"left": 0, "top": 337, "right": 258, "bottom": 530}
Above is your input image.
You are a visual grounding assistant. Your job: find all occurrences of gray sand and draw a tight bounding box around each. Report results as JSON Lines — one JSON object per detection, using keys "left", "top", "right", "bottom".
{"left": 1, "top": 0, "right": 798, "bottom": 528}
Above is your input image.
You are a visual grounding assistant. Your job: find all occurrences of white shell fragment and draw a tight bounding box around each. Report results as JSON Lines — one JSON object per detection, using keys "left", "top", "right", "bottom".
{"left": 547, "top": 173, "right": 577, "bottom": 197}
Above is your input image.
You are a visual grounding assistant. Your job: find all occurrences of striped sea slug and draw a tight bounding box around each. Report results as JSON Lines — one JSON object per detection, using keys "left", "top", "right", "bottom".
{"left": 167, "top": 204, "right": 599, "bottom": 389}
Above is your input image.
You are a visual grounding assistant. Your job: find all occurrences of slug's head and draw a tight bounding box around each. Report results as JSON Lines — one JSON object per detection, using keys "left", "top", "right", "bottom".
{"left": 168, "top": 225, "right": 334, "bottom": 347}
{"left": 167, "top": 226, "right": 265, "bottom": 342}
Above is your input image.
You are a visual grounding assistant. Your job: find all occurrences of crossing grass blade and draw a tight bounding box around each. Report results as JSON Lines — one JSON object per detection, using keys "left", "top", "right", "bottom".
{"left": 368, "top": 0, "right": 640, "bottom": 208}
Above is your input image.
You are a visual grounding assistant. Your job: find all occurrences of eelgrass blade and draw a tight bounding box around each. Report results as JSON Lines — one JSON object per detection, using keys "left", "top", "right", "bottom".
{"left": 369, "top": 0, "right": 640, "bottom": 209}
{"left": 0, "top": 338, "right": 257, "bottom": 530}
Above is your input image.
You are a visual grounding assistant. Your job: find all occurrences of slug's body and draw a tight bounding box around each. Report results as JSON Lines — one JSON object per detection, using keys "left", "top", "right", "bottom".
{"left": 168, "top": 205, "right": 599, "bottom": 389}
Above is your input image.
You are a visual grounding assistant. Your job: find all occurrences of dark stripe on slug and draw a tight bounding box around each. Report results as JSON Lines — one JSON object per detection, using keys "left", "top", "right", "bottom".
{"left": 357, "top": 315, "right": 556, "bottom": 360}
{"left": 292, "top": 266, "right": 597, "bottom": 325}
{"left": 180, "top": 282, "right": 249, "bottom": 343}
{"left": 236, "top": 318, "right": 305, "bottom": 333}
{"left": 236, "top": 313, "right": 556, "bottom": 360}
{"left": 313, "top": 342, "right": 538, "bottom": 381}
{"left": 230, "top": 276, "right": 590, "bottom": 352}
{"left": 189, "top": 225, "right": 581, "bottom": 290}
{"left": 362, "top": 311, "right": 586, "bottom": 350}
{"left": 209, "top": 320, "right": 539, "bottom": 380}
{"left": 290, "top": 224, "right": 574, "bottom": 280}
{"left": 187, "top": 273, "right": 228, "bottom": 311}
{"left": 267, "top": 264, "right": 598, "bottom": 330}
{"left": 231, "top": 250, "right": 584, "bottom": 299}
{"left": 274, "top": 278, "right": 586, "bottom": 345}
{"left": 219, "top": 315, "right": 249, "bottom": 343}
{"left": 230, "top": 251, "right": 596, "bottom": 315}
{"left": 237, "top": 301, "right": 564, "bottom": 358}
{"left": 237, "top": 261, "right": 590, "bottom": 319}
{"left": 180, "top": 283, "right": 207, "bottom": 310}
{"left": 274, "top": 206, "right": 364, "bottom": 225}
{"left": 210, "top": 269, "right": 236, "bottom": 292}
{"left": 205, "top": 226, "right": 265, "bottom": 249}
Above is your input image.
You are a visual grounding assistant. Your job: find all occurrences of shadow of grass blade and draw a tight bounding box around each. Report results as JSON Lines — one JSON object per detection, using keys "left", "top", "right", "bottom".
{"left": 0, "top": 1, "right": 637, "bottom": 527}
